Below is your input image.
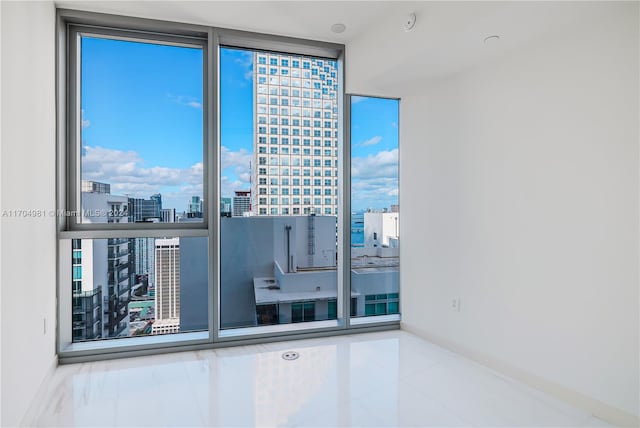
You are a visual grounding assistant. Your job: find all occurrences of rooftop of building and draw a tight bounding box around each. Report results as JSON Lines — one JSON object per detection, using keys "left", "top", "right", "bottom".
{"left": 254, "top": 277, "right": 341, "bottom": 305}
{"left": 254, "top": 252, "right": 399, "bottom": 304}
{"left": 351, "top": 254, "right": 399, "bottom": 273}
{"left": 152, "top": 318, "right": 180, "bottom": 327}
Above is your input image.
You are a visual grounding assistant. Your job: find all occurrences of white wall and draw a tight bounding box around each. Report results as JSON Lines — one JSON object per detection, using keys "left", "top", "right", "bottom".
{"left": 0, "top": 1, "right": 636, "bottom": 425}
{"left": 393, "top": 5, "right": 639, "bottom": 424}
{"left": 1, "top": 1, "right": 57, "bottom": 426}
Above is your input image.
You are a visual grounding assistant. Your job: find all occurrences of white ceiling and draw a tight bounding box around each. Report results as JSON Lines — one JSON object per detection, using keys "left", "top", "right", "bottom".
{"left": 54, "top": 0, "right": 402, "bottom": 43}
{"left": 346, "top": 1, "right": 634, "bottom": 95}
{"left": 55, "top": 1, "right": 633, "bottom": 95}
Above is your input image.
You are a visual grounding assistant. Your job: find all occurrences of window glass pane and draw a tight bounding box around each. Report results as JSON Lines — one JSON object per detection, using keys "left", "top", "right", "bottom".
{"left": 291, "top": 303, "right": 303, "bottom": 323}
{"left": 256, "top": 304, "right": 279, "bottom": 325}
{"left": 303, "top": 302, "right": 316, "bottom": 321}
{"left": 365, "top": 304, "right": 376, "bottom": 316}
{"left": 387, "top": 301, "right": 399, "bottom": 314}
{"left": 70, "top": 236, "right": 208, "bottom": 342}
{"left": 327, "top": 299, "right": 337, "bottom": 320}
{"left": 79, "top": 36, "right": 203, "bottom": 224}
{"left": 220, "top": 47, "right": 339, "bottom": 330}
{"left": 350, "top": 96, "right": 400, "bottom": 318}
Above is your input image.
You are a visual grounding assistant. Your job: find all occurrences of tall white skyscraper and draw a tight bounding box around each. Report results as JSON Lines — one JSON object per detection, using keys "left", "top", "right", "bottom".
{"left": 233, "top": 190, "right": 251, "bottom": 217}
{"left": 152, "top": 237, "right": 180, "bottom": 334}
{"left": 253, "top": 53, "right": 339, "bottom": 216}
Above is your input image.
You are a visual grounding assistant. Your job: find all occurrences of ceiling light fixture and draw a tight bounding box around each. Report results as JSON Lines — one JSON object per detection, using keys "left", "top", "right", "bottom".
{"left": 331, "top": 23, "right": 346, "bottom": 34}
{"left": 483, "top": 35, "right": 501, "bottom": 44}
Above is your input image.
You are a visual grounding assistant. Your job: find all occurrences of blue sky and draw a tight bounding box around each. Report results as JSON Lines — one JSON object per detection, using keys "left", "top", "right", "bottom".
{"left": 350, "top": 96, "right": 399, "bottom": 211}
{"left": 81, "top": 37, "right": 204, "bottom": 212}
{"left": 219, "top": 47, "right": 399, "bottom": 212}
{"left": 219, "top": 48, "right": 254, "bottom": 198}
{"left": 81, "top": 40, "right": 398, "bottom": 213}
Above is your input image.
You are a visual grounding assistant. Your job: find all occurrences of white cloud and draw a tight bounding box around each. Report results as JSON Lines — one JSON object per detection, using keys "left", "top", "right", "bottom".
{"left": 352, "top": 149, "right": 398, "bottom": 179}
{"left": 168, "top": 94, "right": 203, "bottom": 109}
{"left": 83, "top": 144, "right": 254, "bottom": 203}
{"left": 357, "top": 135, "right": 382, "bottom": 147}
{"left": 351, "top": 176, "right": 399, "bottom": 210}
{"left": 221, "top": 146, "right": 251, "bottom": 172}
{"left": 352, "top": 177, "right": 398, "bottom": 196}
{"left": 220, "top": 146, "right": 252, "bottom": 197}
{"left": 163, "top": 181, "right": 204, "bottom": 206}
{"left": 221, "top": 176, "right": 249, "bottom": 199}
{"left": 81, "top": 109, "right": 90, "bottom": 129}
{"left": 351, "top": 96, "right": 365, "bottom": 104}
{"left": 351, "top": 149, "right": 399, "bottom": 209}
{"left": 234, "top": 50, "right": 254, "bottom": 81}
{"left": 81, "top": 146, "right": 202, "bottom": 200}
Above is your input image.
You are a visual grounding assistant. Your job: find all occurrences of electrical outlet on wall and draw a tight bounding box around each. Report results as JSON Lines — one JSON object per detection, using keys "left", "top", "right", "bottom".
{"left": 452, "top": 298, "right": 461, "bottom": 312}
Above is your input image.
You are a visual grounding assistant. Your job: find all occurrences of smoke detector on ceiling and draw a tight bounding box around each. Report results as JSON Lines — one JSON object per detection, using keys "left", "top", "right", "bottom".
{"left": 331, "top": 23, "right": 346, "bottom": 34}
{"left": 404, "top": 12, "right": 417, "bottom": 32}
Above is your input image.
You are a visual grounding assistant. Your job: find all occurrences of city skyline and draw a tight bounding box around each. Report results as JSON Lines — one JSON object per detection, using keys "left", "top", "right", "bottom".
{"left": 81, "top": 39, "right": 398, "bottom": 215}
{"left": 80, "top": 36, "right": 204, "bottom": 213}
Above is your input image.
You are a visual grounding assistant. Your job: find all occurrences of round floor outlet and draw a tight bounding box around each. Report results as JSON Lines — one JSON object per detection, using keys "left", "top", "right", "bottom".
{"left": 282, "top": 351, "right": 300, "bottom": 361}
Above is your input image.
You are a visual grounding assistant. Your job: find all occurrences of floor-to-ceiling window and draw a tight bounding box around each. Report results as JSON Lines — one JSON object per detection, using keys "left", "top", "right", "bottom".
{"left": 57, "top": 10, "right": 398, "bottom": 360}
{"left": 219, "top": 46, "right": 342, "bottom": 333}
{"left": 58, "top": 22, "right": 211, "bottom": 351}
{"left": 349, "top": 96, "right": 400, "bottom": 321}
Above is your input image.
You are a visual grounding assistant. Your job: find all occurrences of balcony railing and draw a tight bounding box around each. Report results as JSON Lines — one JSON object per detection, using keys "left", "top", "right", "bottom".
{"left": 112, "top": 261, "right": 130, "bottom": 272}
{"left": 108, "top": 249, "right": 129, "bottom": 259}
{"left": 72, "top": 289, "right": 100, "bottom": 298}
{"left": 112, "top": 308, "right": 128, "bottom": 326}
{"left": 108, "top": 237, "right": 130, "bottom": 246}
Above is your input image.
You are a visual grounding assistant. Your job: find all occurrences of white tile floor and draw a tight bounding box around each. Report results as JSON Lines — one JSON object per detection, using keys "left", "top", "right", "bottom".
{"left": 28, "top": 331, "right": 615, "bottom": 427}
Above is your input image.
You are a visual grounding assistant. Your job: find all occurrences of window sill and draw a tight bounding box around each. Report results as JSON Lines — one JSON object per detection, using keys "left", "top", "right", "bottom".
{"left": 218, "top": 319, "right": 342, "bottom": 340}
{"left": 60, "top": 331, "right": 210, "bottom": 355}
{"left": 350, "top": 314, "right": 401, "bottom": 326}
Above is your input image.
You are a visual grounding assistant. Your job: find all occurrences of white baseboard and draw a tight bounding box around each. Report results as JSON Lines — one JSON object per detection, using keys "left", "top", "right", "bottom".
{"left": 401, "top": 323, "right": 639, "bottom": 428}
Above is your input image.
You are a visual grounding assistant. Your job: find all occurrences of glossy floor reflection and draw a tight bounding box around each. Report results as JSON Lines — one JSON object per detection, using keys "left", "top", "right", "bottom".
{"left": 29, "top": 331, "right": 614, "bottom": 427}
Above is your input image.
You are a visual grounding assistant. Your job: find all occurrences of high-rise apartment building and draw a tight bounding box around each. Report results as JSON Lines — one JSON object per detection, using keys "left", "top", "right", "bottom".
{"left": 252, "top": 53, "right": 339, "bottom": 216}
{"left": 232, "top": 190, "right": 251, "bottom": 217}
{"left": 81, "top": 180, "right": 111, "bottom": 194}
{"left": 74, "top": 187, "right": 134, "bottom": 340}
{"left": 132, "top": 237, "right": 155, "bottom": 291}
{"left": 187, "top": 196, "right": 203, "bottom": 218}
{"left": 161, "top": 208, "right": 176, "bottom": 223}
{"left": 220, "top": 197, "right": 232, "bottom": 217}
{"left": 71, "top": 239, "right": 103, "bottom": 341}
{"left": 128, "top": 195, "right": 162, "bottom": 222}
{"left": 152, "top": 238, "right": 180, "bottom": 334}
{"left": 127, "top": 195, "right": 162, "bottom": 292}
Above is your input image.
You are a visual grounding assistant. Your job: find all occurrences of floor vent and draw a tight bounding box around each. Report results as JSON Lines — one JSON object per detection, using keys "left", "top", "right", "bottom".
{"left": 282, "top": 351, "right": 300, "bottom": 361}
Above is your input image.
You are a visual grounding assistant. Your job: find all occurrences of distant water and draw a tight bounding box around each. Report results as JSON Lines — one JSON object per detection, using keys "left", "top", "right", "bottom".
{"left": 351, "top": 212, "right": 364, "bottom": 247}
